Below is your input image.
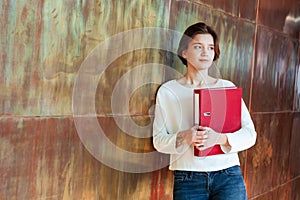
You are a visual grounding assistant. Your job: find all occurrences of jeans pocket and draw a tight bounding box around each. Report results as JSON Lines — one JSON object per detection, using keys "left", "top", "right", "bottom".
{"left": 224, "top": 165, "right": 242, "bottom": 176}
{"left": 174, "top": 171, "right": 190, "bottom": 182}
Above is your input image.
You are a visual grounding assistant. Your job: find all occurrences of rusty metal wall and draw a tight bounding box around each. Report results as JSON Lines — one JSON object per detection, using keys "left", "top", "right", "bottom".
{"left": 0, "top": 0, "right": 299, "bottom": 199}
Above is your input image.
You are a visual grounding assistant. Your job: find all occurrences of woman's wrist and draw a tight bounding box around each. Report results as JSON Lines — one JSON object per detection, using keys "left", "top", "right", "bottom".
{"left": 176, "top": 131, "right": 189, "bottom": 148}
{"left": 217, "top": 134, "right": 229, "bottom": 146}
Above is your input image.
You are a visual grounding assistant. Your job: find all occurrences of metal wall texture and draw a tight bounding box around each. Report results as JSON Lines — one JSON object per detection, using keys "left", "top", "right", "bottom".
{"left": 0, "top": 0, "right": 299, "bottom": 199}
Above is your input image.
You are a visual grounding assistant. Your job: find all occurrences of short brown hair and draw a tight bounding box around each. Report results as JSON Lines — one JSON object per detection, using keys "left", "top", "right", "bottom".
{"left": 177, "top": 22, "right": 220, "bottom": 66}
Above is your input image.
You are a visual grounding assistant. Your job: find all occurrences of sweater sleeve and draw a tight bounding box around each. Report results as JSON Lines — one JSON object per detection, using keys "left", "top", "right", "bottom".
{"left": 152, "top": 89, "right": 187, "bottom": 155}
{"left": 220, "top": 99, "right": 257, "bottom": 153}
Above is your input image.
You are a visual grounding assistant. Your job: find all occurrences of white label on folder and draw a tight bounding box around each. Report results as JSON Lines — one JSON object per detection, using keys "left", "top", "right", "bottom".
{"left": 194, "top": 93, "right": 199, "bottom": 125}
{"left": 204, "top": 112, "right": 211, "bottom": 116}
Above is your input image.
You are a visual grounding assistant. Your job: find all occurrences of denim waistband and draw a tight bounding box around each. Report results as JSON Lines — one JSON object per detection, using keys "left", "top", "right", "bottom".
{"left": 174, "top": 165, "right": 240, "bottom": 175}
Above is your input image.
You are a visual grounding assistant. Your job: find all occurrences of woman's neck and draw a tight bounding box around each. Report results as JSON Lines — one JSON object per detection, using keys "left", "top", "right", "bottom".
{"left": 185, "top": 69, "right": 209, "bottom": 84}
{"left": 177, "top": 68, "right": 218, "bottom": 88}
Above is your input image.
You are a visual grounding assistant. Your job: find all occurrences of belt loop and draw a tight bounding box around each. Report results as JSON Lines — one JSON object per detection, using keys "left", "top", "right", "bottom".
{"left": 188, "top": 171, "right": 193, "bottom": 180}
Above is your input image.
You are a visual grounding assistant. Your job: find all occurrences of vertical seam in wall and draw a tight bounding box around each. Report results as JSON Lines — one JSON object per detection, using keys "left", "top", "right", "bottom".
{"left": 248, "top": 0, "right": 260, "bottom": 113}
{"left": 245, "top": 0, "right": 260, "bottom": 187}
{"left": 165, "top": 0, "right": 173, "bottom": 81}
{"left": 167, "top": 0, "right": 172, "bottom": 28}
{"left": 292, "top": 42, "right": 300, "bottom": 111}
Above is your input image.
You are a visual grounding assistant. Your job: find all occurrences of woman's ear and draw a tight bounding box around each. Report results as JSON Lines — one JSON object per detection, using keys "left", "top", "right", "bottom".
{"left": 182, "top": 50, "right": 187, "bottom": 59}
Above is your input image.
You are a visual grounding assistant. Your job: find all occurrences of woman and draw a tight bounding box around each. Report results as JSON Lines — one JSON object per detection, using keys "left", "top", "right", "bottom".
{"left": 153, "top": 22, "right": 257, "bottom": 200}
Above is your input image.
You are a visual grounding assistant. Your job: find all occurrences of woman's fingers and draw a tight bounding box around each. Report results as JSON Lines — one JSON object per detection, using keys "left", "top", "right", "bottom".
{"left": 192, "top": 127, "right": 220, "bottom": 149}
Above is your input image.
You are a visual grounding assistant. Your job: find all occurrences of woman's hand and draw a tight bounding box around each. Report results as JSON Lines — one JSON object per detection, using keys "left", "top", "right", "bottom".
{"left": 192, "top": 127, "right": 229, "bottom": 150}
{"left": 175, "top": 125, "right": 201, "bottom": 148}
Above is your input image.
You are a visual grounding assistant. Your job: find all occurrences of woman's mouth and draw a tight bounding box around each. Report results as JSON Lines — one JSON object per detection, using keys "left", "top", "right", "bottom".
{"left": 199, "top": 59, "right": 210, "bottom": 62}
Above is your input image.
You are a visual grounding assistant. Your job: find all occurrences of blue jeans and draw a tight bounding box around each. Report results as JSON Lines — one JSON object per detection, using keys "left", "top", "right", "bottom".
{"left": 173, "top": 165, "right": 247, "bottom": 200}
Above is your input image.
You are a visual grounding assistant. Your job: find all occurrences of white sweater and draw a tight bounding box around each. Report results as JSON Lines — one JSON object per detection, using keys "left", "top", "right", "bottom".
{"left": 153, "top": 79, "right": 257, "bottom": 172}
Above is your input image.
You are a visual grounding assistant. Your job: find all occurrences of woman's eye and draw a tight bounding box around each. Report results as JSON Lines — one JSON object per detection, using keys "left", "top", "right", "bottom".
{"left": 209, "top": 46, "right": 214, "bottom": 50}
{"left": 194, "top": 45, "right": 202, "bottom": 49}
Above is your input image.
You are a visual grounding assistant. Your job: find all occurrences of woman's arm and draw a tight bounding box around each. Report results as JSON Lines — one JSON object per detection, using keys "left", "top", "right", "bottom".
{"left": 191, "top": 99, "right": 256, "bottom": 153}
{"left": 153, "top": 88, "right": 195, "bottom": 154}
{"left": 220, "top": 99, "right": 257, "bottom": 153}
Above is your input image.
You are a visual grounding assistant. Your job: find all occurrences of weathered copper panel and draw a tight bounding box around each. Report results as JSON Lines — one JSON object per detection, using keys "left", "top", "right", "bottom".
{"left": 252, "top": 26, "right": 298, "bottom": 112}
{"left": 95, "top": 49, "right": 169, "bottom": 115}
{"left": 290, "top": 178, "right": 300, "bottom": 200}
{"left": 98, "top": 116, "right": 154, "bottom": 153}
{"left": 245, "top": 113, "right": 293, "bottom": 198}
{"left": 258, "top": 0, "right": 300, "bottom": 39}
{"left": 295, "top": 59, "right": 300, "bottom": 111}
{"left": 191, "top": 0, "right": 258, "bottom": 21}
{"left": 169, "top": 1, "right": 255, "bottom": 106}
{"left": 0, "top": 117, "right": 78, "bottom": 199}
{"left": 0, "top": 117, "right": 173, "bottom": 199}
{"left": 1, "top": 0, "right": 300, "bottom": 199}
{"left": 0, "top": 0, "right": 170, "bottom": 116}
{"left": 253, "top": 182, "right": 291, "bottom": 200}
{"left": 290, "top": 112, "right": 300, "bottom": 179}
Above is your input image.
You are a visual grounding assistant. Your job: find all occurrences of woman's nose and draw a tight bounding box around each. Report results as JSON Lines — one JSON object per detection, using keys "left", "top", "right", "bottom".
{"left": 201, "top": 48, "right": 208, "bottom": 55}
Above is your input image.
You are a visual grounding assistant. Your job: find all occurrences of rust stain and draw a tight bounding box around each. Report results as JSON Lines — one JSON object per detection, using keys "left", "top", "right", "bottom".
{"left": 252, "top": 135, "right": 273, "bottom": 168}
{"left": 62, "top": 154, "right": 74, "bottom": 200}
{"left": 0, "top": 137, "right": 13, "bottom": 162}
{"left": 21, "top": 6, "right": 28, "bottom": 23}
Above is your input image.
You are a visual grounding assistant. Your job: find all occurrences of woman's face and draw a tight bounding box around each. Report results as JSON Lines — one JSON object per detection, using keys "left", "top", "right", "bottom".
{"left": 182, "top": 33, "right": 215, "bottom": 71}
